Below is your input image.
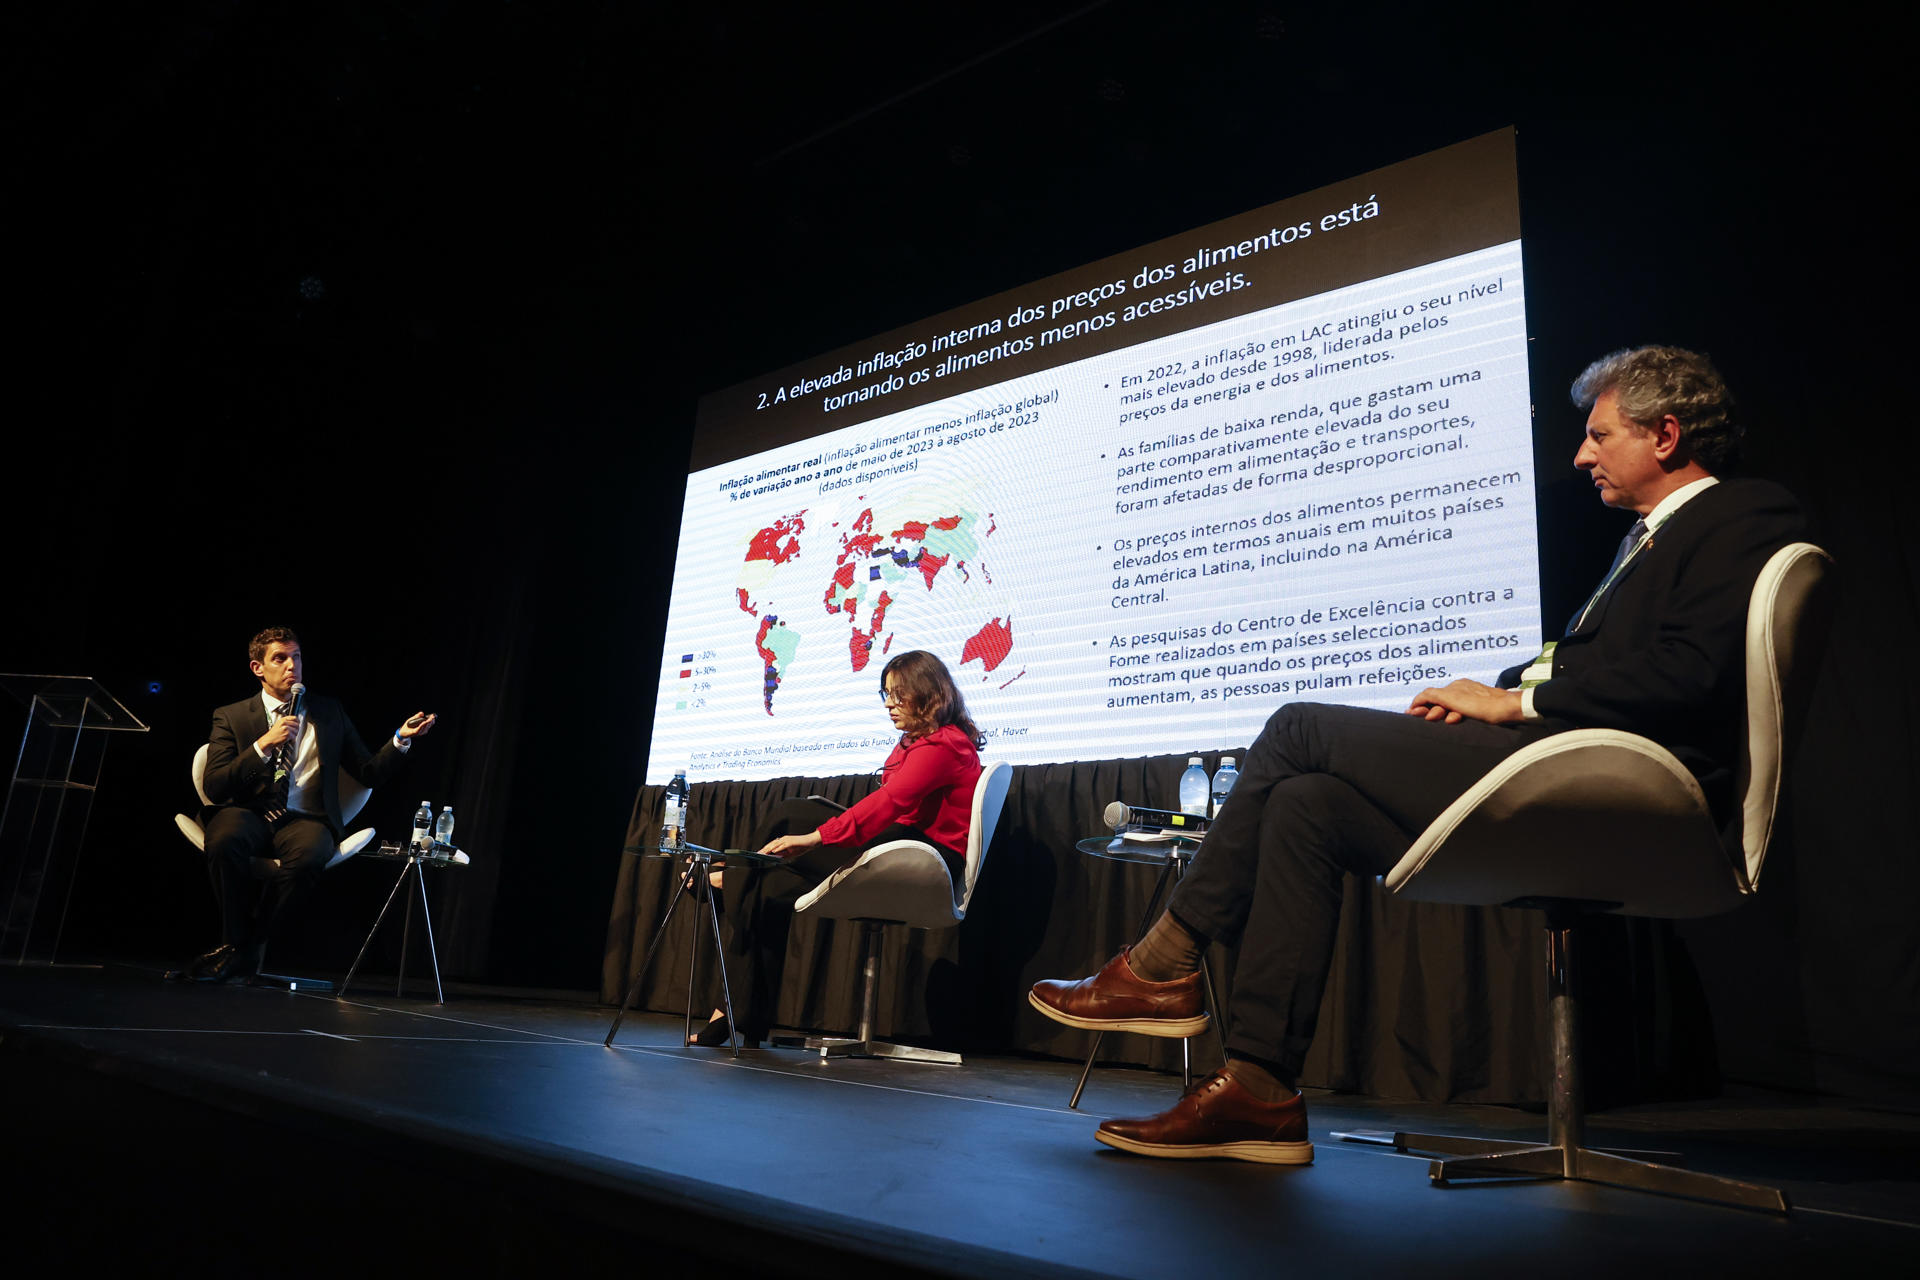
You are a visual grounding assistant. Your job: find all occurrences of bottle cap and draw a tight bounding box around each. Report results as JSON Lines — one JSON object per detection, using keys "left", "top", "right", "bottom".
{"left": 1221, "top": 756, "right": 1235, "bottom": 766}
{"left": 1188, "top": 756, "right": 1202, "bottom": 765}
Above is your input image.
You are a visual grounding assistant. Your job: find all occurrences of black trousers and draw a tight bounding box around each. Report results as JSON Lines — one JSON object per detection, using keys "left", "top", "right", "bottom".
{"left": 1167, "top": 701, "right": 1567, "bottom": 1079}
{"left": 715, "top": 797, "right": 961, "bottom": 1039}
{"left": 202, "top": 806, "right": 336, "bottom": 952}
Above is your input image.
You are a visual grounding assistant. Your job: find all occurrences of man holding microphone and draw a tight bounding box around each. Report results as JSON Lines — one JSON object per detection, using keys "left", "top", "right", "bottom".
{"left": 168, "top": 626, "right": 436, "bottom": 983}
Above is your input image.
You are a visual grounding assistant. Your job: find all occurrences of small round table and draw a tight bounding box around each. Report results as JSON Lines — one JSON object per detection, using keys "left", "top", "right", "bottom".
{"left": 1068, "top": 834, "right": 1229, "bottom": 1108}
{"left": 340, "top": 839, "right": 468, "bottom": 1004}
{"left": 604, "top": 841, "right": 783, "bottom": 1055}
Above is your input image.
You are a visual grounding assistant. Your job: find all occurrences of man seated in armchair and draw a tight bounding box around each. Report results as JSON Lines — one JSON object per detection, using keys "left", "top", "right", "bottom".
{"left": 167, "top": 626, "right": 436, "bottom": 983}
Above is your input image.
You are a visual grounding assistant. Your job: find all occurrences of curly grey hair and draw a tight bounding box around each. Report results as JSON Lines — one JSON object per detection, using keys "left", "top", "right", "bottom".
{"left": 1570, "top": 346, "right": 1743, "bottom": 473}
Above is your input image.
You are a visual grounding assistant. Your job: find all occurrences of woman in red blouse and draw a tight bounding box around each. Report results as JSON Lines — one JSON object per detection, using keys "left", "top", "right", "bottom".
{"left": 692, "top": 649, "right": 984, "bottom": 1046}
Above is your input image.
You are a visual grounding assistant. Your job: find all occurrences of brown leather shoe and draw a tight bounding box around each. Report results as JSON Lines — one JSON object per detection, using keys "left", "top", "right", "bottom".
{"left": 1028, "top": 946, "right": 1208, "bottom": 1037}
{"left": 1095, "top": 1066, "right": 1313, "bottom": 1164}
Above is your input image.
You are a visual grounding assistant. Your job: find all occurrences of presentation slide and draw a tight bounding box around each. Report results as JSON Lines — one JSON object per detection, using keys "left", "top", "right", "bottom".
{"left": 647, "top": 131, "right": 1540, "bottom": 783}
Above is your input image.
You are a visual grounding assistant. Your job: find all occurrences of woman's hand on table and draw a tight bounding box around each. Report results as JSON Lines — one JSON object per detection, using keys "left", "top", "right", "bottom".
{"left": 758, "top": 830, "right": 823, "bottom": 858}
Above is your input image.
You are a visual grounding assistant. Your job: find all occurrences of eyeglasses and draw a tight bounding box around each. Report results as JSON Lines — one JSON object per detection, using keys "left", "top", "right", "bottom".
{"left": 878, "top": 688, "right": 902, "bottom": 706}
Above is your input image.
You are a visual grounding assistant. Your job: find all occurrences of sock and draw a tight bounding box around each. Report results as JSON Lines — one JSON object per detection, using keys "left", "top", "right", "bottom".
{"left": 1129, "top": 909, "right": 1205, "bottom": 982}
{"left": 1226, "top": 1055, "right": 1297, "bottom": 1102}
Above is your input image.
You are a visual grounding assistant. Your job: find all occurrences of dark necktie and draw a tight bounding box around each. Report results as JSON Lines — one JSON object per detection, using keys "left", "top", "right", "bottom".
{"left": 1519, "top": 519, "right": 1650, "bottom": 690}
{"left": 1566, "top": 518, "right": 1649, "bottom": 635}
{"left": 267, "top": 705, "right": 295, "bottom": 821}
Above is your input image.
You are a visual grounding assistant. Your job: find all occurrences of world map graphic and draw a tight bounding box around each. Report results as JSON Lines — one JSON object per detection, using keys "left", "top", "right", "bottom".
{"left": 733, "top": 502, "right": 1021, "bottom": 713}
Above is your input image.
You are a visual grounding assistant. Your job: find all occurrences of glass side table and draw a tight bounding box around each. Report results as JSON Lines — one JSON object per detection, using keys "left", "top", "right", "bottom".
{"left": 1068, "top": 833, "right": 1228, "bottom": 1108}
{"left": 603, "top": 841, "right": 783, "bottom": 1056}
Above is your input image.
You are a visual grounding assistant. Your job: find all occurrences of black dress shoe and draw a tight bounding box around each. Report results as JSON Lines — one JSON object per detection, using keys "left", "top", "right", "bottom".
{"left": 167, "top": 944, "right": 233, "bottom": 983}
{"left": 194, "top": 942, "right": 261, "bottom": 984}
{"left": 689, "top": 1013, "right": 734, "bottom": 1046}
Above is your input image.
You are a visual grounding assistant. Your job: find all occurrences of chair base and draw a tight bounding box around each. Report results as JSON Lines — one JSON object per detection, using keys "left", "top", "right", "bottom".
{"left": 1387, "top": 1130, "right": 1789, "bottom": 1213}
{"left": 771, "top": 1031, "right": 961, "bottom": 1065}
{"left": 775, "top": 919, "right": 964, "bottom": 1067}
{"left": 1336, "top": 913, "right": 1794, "bottom": 1217}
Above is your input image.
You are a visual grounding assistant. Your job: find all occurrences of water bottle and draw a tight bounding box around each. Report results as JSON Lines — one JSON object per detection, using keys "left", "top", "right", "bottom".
{"left": 661, "top": 769, "right": 689, "bottom": 850}
{"left": 412, "top": 801, "right": 433, "bottom": 851}
{"left": 1210, "top": 756, "right": 1239, "bottom": 819}
{"left": 435, "top": 805, "right": 455, "bottom": 849}
{"left": 1178, "top": 757, "right": 1209, "bottom": 817}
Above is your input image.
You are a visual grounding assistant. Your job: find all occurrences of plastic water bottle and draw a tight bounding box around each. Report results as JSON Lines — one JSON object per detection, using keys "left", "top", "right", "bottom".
{"left": 661, "top": 769, "right": 689, "bottom": 850}
{"left": 435, "top": 805, "right": 455, "bottom": 849}
{"left": 412, "top": 801, "right": 433, "bottom": 851}
{"left": 1178, "top": 757, "right": 1209, "bottom": 817}
{"left": 1210, "top": 757, "right": 1239, "bottom": 818}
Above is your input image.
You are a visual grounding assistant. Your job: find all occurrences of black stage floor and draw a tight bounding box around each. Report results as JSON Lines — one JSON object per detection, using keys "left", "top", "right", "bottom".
{"left": 4, "top": 964, "right": 1916, "bottom": 1276}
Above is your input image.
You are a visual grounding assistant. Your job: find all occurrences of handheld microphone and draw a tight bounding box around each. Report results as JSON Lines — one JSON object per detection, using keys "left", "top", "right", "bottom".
{"left": 289, "top": 683, "right": 307, "bottom": 720}
{"left": 1103, "top": 801, "right": 1209, "bottom": 835}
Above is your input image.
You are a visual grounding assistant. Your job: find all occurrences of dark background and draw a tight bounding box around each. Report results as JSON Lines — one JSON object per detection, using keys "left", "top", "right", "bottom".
{"left": 4, "top": 3, "right": 1909, "bottom": 1102}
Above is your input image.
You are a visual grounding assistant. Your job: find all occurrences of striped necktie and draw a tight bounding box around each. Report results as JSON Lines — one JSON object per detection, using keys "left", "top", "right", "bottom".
{"left": 267, "top": 703, "right": 295, "bottom": 821}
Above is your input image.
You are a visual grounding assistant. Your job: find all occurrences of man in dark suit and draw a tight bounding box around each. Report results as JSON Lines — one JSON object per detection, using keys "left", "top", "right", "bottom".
{"left": 168, "top": 627, "right": 436, "bottom": 983}
{"left": 1030, "top": 346, "right": 1808, "bottom": 1164}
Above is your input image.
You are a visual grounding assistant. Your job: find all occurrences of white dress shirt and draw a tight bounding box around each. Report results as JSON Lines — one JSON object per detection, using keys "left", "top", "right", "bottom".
{"left": 253, "top": 692, "right": 409, "bottom": 817}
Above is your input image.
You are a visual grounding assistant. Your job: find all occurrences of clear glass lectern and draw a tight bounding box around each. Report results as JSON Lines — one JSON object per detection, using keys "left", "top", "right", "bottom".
{"left": 0, "top": 674, "right": 148, "bottom": 965}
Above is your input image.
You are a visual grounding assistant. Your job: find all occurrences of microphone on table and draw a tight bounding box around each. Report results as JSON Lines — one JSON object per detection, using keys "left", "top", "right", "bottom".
{"left": 1102, "top": 801, "right": 1210, "bottom": 836}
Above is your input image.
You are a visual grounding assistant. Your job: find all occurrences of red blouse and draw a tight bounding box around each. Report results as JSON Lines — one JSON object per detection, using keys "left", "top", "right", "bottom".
{"left": 814, "top": 723, "right": 982, "bottom": 855}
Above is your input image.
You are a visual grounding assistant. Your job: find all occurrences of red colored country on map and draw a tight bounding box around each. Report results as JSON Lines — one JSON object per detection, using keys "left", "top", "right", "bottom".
{"left": 916, "top": 551, "right": 948, "bottom": 589}
{"left": 848, "top": 591, "right": 894, "bottom": 672}
{"left": 839, "top": 509, "right": 883, "bottom": 562}
{"left": 823, "top": 562, "right": 857, "bottom": 614}
{"left": 890, "top": 514, "right": 961, "bottom": 542}
{"left": 754, "top": 616, "right": 787, "bottom": 715}
{"left": 961, "top": 617, "right": 1014, "bottom": 673}
{"left": 745, "top": 513, "right": 806, "bottom": 565}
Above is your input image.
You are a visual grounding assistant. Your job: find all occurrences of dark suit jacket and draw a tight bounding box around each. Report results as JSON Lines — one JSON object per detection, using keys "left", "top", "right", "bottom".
{"left": 1497, "top": 477, "right": 1808, "bottom": 813}
{"left": 205, "top": 692, "right": 409, "bottom": 838}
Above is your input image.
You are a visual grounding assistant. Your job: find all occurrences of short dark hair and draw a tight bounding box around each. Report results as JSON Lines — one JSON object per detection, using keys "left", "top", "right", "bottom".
{"left": 1570, "top": 345, "right": 1743, "bottom": 473}
{"left": 879, "top": 649, "right": 986, "bottom": 749}
{"left": 248, "top": 626, "right": 300, "bottom": 666}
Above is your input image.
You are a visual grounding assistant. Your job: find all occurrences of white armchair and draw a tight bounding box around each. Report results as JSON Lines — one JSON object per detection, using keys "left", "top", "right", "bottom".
{"left": 779, "top": 761, "right": 1013, "bottom": 1064}
{"left": 1362, "top": 542, "right": 1834, "bottom": 1212}
{"left": 172, "top": 743, "right": 379, "bottom": 991}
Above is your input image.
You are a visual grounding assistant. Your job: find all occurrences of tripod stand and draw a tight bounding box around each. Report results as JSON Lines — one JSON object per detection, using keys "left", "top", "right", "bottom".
{"left": 605, "top": 842, "right": 744, "bottom": 1055}
{"left": 340, "top": 841, "right": 462, "bottom": 1003}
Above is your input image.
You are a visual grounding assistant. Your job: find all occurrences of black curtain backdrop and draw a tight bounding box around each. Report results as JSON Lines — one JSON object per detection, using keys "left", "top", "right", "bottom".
{"left": 604, "top": 755, "right": 1717, "bottom": 1106}
{"left": 4, "top": 3, "right": 1911, "bottom": 1106}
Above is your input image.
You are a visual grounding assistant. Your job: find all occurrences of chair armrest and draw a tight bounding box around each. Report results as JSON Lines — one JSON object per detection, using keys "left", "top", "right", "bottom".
{"left": 326, "top": 827, "right": 378, "bottom": 871}
{"left": 1385, "top": 729, "right": 1742, "bottom": 918}
{"left": 794, "top": 839, "right": 963, "bottom": 927}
